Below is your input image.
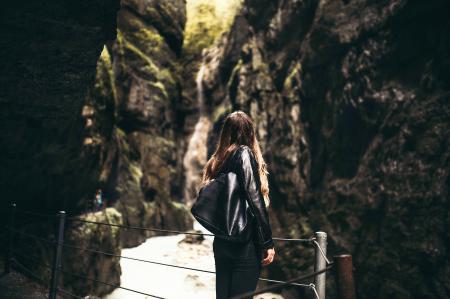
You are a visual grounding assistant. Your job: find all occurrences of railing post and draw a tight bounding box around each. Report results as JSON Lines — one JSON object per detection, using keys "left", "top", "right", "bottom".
{"left": 49, "top": 211, "right": 66, "bottom": 299}
{"left": 314, "top": 231, "right": 327, "bottom": 299}
{"left": 4, "top": 203, "right": 16, "bottom": 274}
{"left": 334, "top": 254, "right": 356, "bottom": 299}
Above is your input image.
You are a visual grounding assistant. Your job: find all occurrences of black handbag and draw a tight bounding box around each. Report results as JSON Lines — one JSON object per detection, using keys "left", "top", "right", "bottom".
{"left": 191, "top": 171, "right": 254, "bottom": 243}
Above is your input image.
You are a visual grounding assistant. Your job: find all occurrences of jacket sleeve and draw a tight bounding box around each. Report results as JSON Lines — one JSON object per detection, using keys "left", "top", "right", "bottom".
{"left": 235, "top": 146, "right": 274, "bottom": 250}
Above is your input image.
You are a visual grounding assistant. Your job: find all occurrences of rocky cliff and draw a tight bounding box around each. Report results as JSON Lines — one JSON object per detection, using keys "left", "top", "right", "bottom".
{"left": 0, "top": 0, "right": 196, "bottom": 295}
{"left": 62, "top": 208, "right": 123, "bottom": 296}
{"left": 2, "top": 0, "right": 449, "bottom": 298}
{"left": 0, "top": 0, "right": 120, "bottom": 218}
{"left": 0, "top": 1, "right": 124, "bottom": 296}
{"left": 202, "top": 0, "right": 450, "bottom": 298}
{"left": 84, "top": 0, "right": 193, "bottom": 247}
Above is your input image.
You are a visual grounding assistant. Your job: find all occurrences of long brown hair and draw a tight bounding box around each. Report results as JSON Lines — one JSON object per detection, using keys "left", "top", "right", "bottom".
{"left": 200, "top": 111, "right": 270, "bottom": 207}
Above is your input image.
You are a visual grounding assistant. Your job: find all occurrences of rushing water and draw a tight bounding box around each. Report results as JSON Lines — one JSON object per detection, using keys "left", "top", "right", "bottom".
{"left": 104, "top": 221, "right": 216, "bottom": 299}
{"left": 183, "top": 62, "right": 212, "bottom": 206}
{"left": 105, "top": 61, "right": 217, "bottom": 299}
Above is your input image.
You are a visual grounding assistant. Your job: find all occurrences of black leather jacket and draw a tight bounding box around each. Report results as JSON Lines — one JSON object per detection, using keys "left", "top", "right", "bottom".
{"left": 216, "top": 145, "right": 275, "bottom": 251}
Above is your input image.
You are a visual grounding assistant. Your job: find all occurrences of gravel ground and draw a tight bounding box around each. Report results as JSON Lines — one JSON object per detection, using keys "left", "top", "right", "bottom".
{"left": 0, "top": 270, "right": 48, "bottom": 299}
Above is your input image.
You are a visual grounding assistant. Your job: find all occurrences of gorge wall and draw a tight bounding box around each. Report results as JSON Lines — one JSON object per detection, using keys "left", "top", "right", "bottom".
{"left": 84, "top": 0, "right": 193, "bottom": 248}
{"left": 0, "top": 1, "right": 125, "bottom": 296}
{"left": 0, "top": 0, "right": 120, "bottom": 218}
{"left": 2, "top": 0, "right": 449, "bottom": 298}
{"left": 201, "top": 0, "right": 450, "bottom": 298}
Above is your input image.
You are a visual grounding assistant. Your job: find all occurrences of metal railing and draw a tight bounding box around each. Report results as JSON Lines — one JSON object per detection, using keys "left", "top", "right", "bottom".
{"left": 3, "top": 203, "right": 357, "bottom": 299}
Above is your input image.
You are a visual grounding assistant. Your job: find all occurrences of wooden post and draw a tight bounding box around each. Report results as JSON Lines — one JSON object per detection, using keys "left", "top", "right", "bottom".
{"left": 334, "top": 254, "right": 356, "bottom": 299}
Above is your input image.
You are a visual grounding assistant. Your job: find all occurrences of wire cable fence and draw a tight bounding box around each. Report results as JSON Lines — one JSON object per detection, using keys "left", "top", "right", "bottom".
{"left": 68, "top": 216, "right": 316, "bottom": 243}
{"left": 9, "top": 225, "right": 322, "bottom": 296}
{"left": 57, "top": 266, "right": 166, "bottom": 299}
{"left": 3, "top": 204, "right": 357, "bottom": 299}
{"left": 10, "top": 253, "right": 88, "bottom": 299}
{"left": 231, "top": 265, "right": 334, "bottom": 299}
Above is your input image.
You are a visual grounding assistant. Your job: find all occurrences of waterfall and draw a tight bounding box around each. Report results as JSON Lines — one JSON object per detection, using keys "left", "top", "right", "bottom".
{"left": 183, "top": 62, "right": 212, "bottom": 206}
{"left": 104, "top": 57, "right": 282, "bottom": 299}
{"left": 104, "top": 65, "right": 217, "bottom": 298}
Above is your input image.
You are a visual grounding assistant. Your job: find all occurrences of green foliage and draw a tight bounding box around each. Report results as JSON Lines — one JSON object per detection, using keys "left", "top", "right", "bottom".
{"left": 183, "top": 0, "right": 242, "bottom": 58}
{"left": 135, "top": 28, "right": 164, "bottom": 49}
{"left": 95, "top": 46, "right": 118, "bottom": 109}
{"left": 283, "top": 61, "right": 302, "bottom": 102}
{"left": 184, "top": 3, "right": 221, "bottom": 58}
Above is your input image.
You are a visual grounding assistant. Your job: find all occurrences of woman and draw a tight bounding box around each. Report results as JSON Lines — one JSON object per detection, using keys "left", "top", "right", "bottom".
{"left": 200, "top": 110, "right": 276, "bottom": 299}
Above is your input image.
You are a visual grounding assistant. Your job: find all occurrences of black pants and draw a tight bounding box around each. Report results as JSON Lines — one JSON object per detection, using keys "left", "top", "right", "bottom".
{"left": 213, "top": 232, "right": 262, "bottom": 299}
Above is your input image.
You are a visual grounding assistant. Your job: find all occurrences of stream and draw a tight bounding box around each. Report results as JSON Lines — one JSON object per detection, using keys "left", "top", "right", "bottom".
{"left": 104, "top": 221, "right": 283, "bottom": 299}
{"left": 104, "top": 58, "right": 281, "bottom": 299}
{"left": 104, "top": 221, "right": 216, "bottom": 299}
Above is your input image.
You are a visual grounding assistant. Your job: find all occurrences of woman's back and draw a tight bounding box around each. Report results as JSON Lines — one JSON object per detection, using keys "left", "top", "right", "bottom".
{"left": 212, "top": 145, "right": 271, "bottom": 259}
{"left": 198, "top": 111, "right": 275, "bottom": 299}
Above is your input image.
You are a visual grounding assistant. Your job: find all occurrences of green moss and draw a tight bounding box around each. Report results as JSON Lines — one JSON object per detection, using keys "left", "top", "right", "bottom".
{"left": 122, "top": 36, "right": 160, "bottom": 74}
{"left": 149, "top": 81, "right": 168, "bottom": 99}
{"left": 158, "top": 1, "right": 179, "bottom": 17}
{"left": 115, "top": 126, "right": 126, "bottom": 139}
{"left": 251, "top": 52, "right": 269, "bottom": 72}
{"left": 77, "top": 208, "right": 123, "bottom": 238}
{"left": 116, "top": 30, "right": 129, "bottom": 75}
{"left": 146, "top": 1, "right": 180, "bottom": 26}
{"left": 146, "top": 6, "right": 160, "bottom": 19}
{"left": 115, "top": 127, "right": 132, "bottom": 155}
{"left": 129, "top": 163, "right": 143, "bottom": 184}
{"left": 283, "top": 61, "right": 302, "bottom": 101}
{"left": 231, "top": 59, "right": 243, "bottom": 74}
{"left": 135, "top": 28, "right": 164, "bottom": 48}
{"left": 227, "top": 58, "right": 242, "bottom": 84}
{"left": 212, "top": 102, "right": 232, "bottom": 123}
{"left": 133, "top": 27, "right": 168, "bottom": 59}
{"left": 157, "top": 68, "right": 176, "bottom": 87}
{"left": 171, "top": 201, "right": 190, "bottom": 216}
{"left": 151, "top": 134, "right": 176, "bottom": 151}
{"left": 94, "top": 46, "right": 117, "bottom": 107}
{"left": 284, "top": 61, "right": 302, "bottom": 90}
{"left": 118, "top": 32, "right": 178, "bottom": 90}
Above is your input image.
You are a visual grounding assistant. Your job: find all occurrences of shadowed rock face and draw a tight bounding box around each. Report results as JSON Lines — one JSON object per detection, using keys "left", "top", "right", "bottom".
{"left": 0, "top": 1, "right": 120, "bottom": 218}
{"left": 0, "top": 1, "right": 122, "bottom": 296}
{"left": 202, "top": 0, "right": 450, "bottom": 298}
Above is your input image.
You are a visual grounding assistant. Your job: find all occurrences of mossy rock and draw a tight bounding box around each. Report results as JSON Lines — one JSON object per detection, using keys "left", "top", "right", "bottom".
{"left": 62, "top": 208, "right": 123, "bottom": 296}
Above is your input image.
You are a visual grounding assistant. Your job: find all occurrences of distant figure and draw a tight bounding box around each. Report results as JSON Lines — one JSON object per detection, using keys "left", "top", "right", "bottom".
{"left": 95, "top": 189, "right": 103, "bottom": 212}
